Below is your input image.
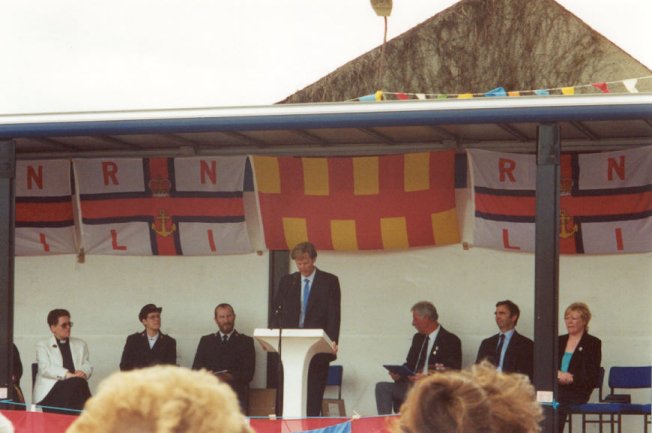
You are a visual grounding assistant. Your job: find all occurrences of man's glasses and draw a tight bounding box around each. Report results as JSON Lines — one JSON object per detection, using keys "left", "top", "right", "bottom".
{"left": 60, "top": 322, "right": 73, "bottom": 328}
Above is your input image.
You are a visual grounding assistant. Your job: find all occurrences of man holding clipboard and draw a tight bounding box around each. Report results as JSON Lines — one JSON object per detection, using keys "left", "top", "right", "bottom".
{"left": 375, "top": 301, "right": 462, "bottom": 414}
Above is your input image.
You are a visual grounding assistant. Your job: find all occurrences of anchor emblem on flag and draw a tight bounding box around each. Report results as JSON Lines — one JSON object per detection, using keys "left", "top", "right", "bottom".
{"left": 559, "top": 210, "right": 578, "bottom": 239}
{"left": 151, "top": 209, "right": 177, "bottom": 237}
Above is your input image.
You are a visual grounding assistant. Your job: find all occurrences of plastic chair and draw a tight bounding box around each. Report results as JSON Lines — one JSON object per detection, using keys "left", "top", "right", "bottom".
{"left": 567, "top": 367, "right": 610, "bottom": 433}
{"left": 321, "top": 365, "right": 345, "bottom": 416}
{"left": 568, "top": 366, "right": 651, "bottom": 433}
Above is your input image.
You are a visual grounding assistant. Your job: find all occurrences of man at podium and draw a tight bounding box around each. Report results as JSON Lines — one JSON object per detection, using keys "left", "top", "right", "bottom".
{"left": 275, "top": 242, "right": 341, "bottom": 416}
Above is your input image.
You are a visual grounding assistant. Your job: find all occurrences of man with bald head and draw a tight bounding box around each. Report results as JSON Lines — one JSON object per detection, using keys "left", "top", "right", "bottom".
{"left": 192, "top": 303, "right": 255, "bottom": 410}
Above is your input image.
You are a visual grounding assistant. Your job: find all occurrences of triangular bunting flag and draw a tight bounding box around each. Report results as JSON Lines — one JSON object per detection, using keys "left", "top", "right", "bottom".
{"left": 622, "top": 79, "right": 639, "bottom": 93}
{"left": 485, "top": 87, "right": 507, "bottom": 97}
{"left": 592, "top": 82, "right": 610, "bottom": 93}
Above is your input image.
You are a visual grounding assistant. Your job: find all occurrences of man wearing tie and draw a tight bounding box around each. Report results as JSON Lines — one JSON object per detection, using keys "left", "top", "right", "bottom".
{"left": 192, "top": 303, "right": 255, "bottom": 410}
{"left": 375, "top": 301, "right": 462, "bottom": 415}
{"left": 475, "top": 300, "right": 533, "bottom": 381}
{"left": 275, "top": 242, "right": 341, "bottom": 417}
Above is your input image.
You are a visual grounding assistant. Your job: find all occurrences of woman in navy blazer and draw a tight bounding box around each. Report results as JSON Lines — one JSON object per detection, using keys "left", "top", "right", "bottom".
{"left": 557, "top": 302, "right": 602, "bottom": 433}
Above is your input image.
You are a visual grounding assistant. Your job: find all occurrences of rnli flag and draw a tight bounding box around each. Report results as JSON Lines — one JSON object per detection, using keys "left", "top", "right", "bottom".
{"left": 73, "top": 157, "right": 251, "bottom": 256}
{"left": 252, "top": 151, "right": 459, "bottom": 250}
{"left": 468, "top": 146, "right": 652, "bottom": 254}
{"left": 15, "top": 160, "right": 78, "bottom": 255}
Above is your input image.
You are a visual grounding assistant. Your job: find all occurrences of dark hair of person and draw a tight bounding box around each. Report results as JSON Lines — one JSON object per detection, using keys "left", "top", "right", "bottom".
{"left": 214, "top": 303, "right": 234, "bottom": 317}
{"left": 496, "top": 300, "right": 520, "bottom": 326}
{"left": 47, "top": 309, "right": 70, "bottom": 327}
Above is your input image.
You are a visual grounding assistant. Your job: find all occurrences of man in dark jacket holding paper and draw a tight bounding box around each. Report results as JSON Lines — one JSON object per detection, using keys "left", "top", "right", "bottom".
{"left": 192, "top": 303, "right": 255, "bottom": 410}
{"left": 375, "top": 301, "right": 462, "bottom": 414}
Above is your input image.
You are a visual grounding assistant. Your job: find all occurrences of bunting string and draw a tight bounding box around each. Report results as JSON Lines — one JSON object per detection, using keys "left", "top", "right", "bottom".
{"left": 352, "top": 75, "right": 652, "bottom": 101}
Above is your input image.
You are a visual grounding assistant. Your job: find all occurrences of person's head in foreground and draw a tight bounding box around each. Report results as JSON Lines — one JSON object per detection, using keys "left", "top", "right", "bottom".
{"left": 394, "top": 362, "right": 543, "bottom": 433}
{"left": 66, "top": 365, "right": 252, "bottom": 433}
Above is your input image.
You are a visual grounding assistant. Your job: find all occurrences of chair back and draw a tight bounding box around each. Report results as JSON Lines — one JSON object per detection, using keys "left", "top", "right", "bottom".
{"left": 326, "top": 365, "right": 343, "bottom": 386}
{"left": 31, "top": 362, "right": 38, "bottom": 392}
{"left": 594, "top": 366, "right": 605, "bottom": 400}
{"left": 326, "top": 365, "right": 343, "bottom": 399}
{"left": 32, "top": 362, "right": 38, "bottom": 403}
{"left": 609, "top": 366, "right": 652, "bottom": 391}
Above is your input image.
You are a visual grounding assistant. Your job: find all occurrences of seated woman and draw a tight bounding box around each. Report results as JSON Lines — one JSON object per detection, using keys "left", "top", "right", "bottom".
{"left": 557, "top": 302, "right": 602, "bottom": 433}
{"left": 393, "top": 362, "right": 542, "bottom": 433}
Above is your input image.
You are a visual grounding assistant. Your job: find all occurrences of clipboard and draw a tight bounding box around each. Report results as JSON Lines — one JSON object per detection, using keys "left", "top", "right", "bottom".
{"left": 383, "top": 364, "right": 415, "bottom": 378}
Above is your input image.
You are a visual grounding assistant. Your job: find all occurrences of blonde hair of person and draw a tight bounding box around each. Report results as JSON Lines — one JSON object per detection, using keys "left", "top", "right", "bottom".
{"left": 66, "top": 366, "right": 252, "bottom": 433}
{"left": 564, "top": 302, "right": 592, "bottom": 331}
{"left": 395, "top": 370, "right": 491, "bottom": 433}
{"left": 469, "top": 363, "right": 543, "bottom": 433}
{"left": 394, "top": 362, "right": 542, "bottom": 433}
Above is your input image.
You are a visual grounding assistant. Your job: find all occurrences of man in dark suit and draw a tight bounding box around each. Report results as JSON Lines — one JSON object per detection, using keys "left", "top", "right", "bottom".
{"left": 275, "top": 242, "right": 341, "bottom": 417}
{"left": 375, "top": 301, "right": 462, "bottom": 414}
{"left": 192, "top": 303, "right": 255, "bottom": 410}
{"left": 120, "top": 304, "right": 177, "bottom": 371}
{"left": 475, "top": 300, "right": 533, "bottom": 381}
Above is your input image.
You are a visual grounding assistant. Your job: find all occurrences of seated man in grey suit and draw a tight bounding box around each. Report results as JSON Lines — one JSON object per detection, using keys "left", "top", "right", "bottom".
{"left": 475, "top": 300, "right": 533, "bottom": 381}
{"left": 34, "top": 309, "right": 92, "bottom": 413}
{"left": 375, "top": 301, "right": 462, "bottom": 415}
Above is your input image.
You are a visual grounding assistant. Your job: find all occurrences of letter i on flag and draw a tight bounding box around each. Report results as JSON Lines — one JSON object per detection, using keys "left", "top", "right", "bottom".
{"left": 73, "top": 157, "right": 251, "bottom": 256}
{"left": 15, "top": 160, "right": 78, "bottom": 255}
{"left": 252, "top": 151, "right": 460, "bottom": 251}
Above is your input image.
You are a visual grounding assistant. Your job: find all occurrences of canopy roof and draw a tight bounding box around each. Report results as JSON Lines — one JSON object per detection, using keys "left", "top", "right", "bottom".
{"left": 2, "top": 94, "right": 651, "bottom": 159}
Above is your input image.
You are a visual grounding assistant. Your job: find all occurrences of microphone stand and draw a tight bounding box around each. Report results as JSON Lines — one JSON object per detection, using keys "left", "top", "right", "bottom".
{"left": 272, "top": 273, "right": 299, "bottom": 417}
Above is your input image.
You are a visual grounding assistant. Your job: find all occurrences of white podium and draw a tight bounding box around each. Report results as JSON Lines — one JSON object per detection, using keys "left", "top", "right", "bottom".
{"left": 254, "top": 328, "right": 335, "bottom": 418}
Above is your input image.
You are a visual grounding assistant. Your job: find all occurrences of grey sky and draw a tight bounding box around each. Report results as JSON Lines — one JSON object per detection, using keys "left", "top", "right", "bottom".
{"left": 1, "top": 0, "right": 649, "bottom": 115}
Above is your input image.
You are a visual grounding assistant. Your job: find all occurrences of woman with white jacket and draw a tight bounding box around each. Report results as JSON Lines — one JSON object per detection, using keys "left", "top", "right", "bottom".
{"left": 34, "top": 309, "right": 92, "bottom": 414}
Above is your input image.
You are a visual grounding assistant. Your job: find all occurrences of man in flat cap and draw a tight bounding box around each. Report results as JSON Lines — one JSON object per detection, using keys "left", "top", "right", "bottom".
{"left": 119, "top": 304, "right": 177, "bottom": 371}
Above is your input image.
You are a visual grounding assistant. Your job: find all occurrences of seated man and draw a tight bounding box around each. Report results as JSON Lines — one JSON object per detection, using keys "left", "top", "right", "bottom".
{"left": 192, "top": 303, "right": 255, "bottom": 410}
{"left": 375, "top": 301, "right": 461, "bottom": 415}
{"left": 476, "top": 300, "right": 533, "bottom": 381}
{"left": 120, "top": 304, "right": 177, "bottom": 371}
{"left": 34, "top": 309, "right": 92, "bottom": 413}
{"left": 0, "top": 344, "right": 24, "bottom": 411}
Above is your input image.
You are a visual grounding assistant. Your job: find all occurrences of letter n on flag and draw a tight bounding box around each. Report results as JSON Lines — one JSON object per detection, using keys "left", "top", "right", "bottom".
{"left": 73, "top": 157, "right": 251, "bottom": 256}
{"left": 252, "top": 151, "right": 459, "bottom": 250}
{"left": 15, "top": 160, "right": 78, "bottom": 255}
{"left": 468, "top": 146, "right": 652, "bottom": 254}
